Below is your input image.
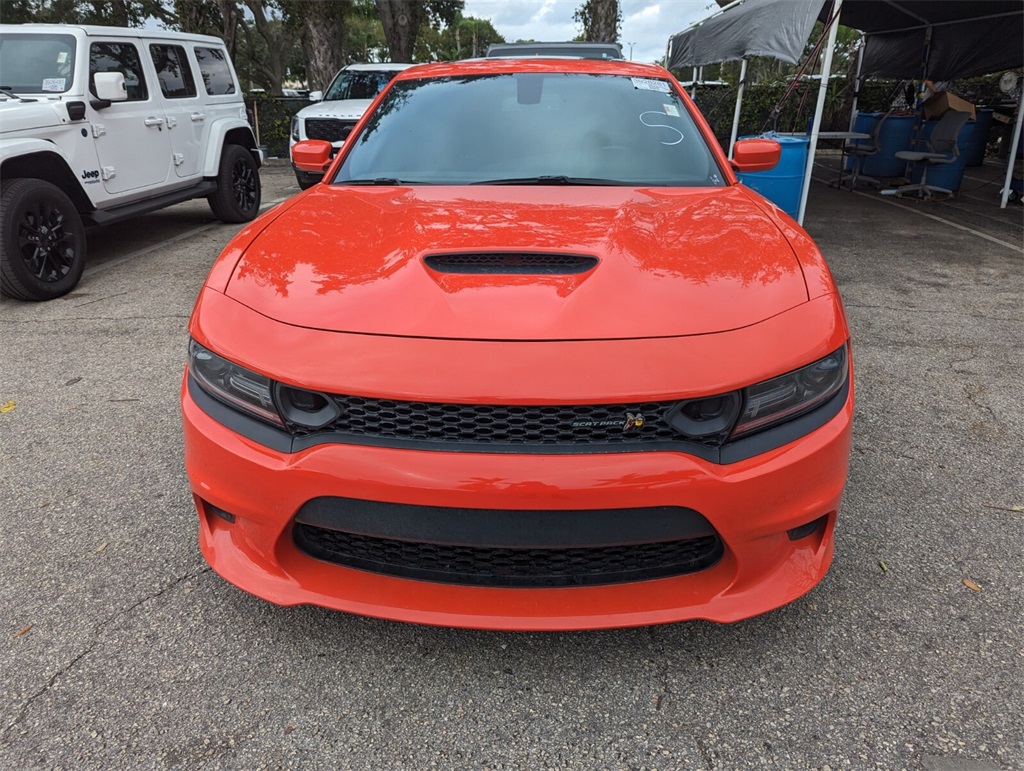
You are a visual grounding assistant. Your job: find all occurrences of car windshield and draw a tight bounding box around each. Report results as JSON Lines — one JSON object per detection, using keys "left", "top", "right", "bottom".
{"left": 323, "top": 69, "right": 398, "bottom": 101}
{"left": 0, "top": 33, "right": 77, "bottom": 94}
{"left": 333, "top": 72, "right": 725, "bottom": 187}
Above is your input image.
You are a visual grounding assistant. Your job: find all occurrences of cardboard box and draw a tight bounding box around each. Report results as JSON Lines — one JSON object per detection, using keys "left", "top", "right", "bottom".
{"left": 922, "top": 91, "right": 976, "bottom": 120}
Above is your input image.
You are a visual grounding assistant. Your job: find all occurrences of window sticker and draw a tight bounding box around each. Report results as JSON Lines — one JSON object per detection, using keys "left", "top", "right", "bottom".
{"left": 631, "top": 77, "right": 670, "bottom": 93}
{"left": 42, "top": 78, "right": 66, "bottom": 92}
{"left": 57, "top": 52, "right": 69, "bottom": 64}
{"left": 663, "top": 103, "right": 680, "bottom": 117}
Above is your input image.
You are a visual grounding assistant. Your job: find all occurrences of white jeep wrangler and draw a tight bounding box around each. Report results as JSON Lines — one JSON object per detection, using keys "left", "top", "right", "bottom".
{"left": 0, "top": 24, "right": 262, "bottom": 301}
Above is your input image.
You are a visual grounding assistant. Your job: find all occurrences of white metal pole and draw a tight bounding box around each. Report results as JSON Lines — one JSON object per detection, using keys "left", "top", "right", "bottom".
{"left": 728, "top": 58, "right": 748, "bottom": 159}
{"left": 692, "top": 67, "right": 698, "bottom": 98}
{"left": 848, "top": 35, "right": 865, "bottom": 131}
{"left": 1000, "top": 101, "right": 1023, "bottom": 208}
{"left": 797, "top": 0, "right": 845, "bottom": 226}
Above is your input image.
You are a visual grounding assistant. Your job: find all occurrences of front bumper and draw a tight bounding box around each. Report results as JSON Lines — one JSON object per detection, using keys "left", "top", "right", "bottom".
{"left": 182, "top": 378, "right": 852, "bottom": 630}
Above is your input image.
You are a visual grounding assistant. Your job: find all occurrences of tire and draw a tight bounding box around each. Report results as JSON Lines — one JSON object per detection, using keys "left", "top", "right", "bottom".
{"left": 208, "top": 144, "right": 261, "bottom": 223}
{"left": 295, "top": 169, "right": 321, "bottom": 190}
{"left": 1, "top": 178, "right": 87, "bottom": 301}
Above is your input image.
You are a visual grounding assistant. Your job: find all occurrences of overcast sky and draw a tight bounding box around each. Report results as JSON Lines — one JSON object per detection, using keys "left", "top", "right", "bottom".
{"left": 462, "top": 0, "right": 717, "bottom": 65}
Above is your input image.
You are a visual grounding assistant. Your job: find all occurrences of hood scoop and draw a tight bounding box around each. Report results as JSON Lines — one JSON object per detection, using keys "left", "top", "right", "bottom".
{"left": 424, "top": 252, "right": 599, "bottom": 275}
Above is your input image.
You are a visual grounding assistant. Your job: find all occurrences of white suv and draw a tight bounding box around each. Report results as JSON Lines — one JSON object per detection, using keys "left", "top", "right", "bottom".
{"left": 289, "top": 62, "right": 412, "bottom": 189}
{"left": 0, "top": 24, "right": 262, "bottom": 301}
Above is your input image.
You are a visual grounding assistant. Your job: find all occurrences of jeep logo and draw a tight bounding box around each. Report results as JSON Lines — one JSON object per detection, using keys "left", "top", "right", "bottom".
{"left": 81, "top": 169, "right": 100, "bottom": 180}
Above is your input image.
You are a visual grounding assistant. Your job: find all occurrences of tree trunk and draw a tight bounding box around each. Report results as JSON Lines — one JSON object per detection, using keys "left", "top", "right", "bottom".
{"left": 375, "top": 0, "right": 420, "bottom": 62}
{"left": 577, "top": 0, "right": 620, "bottom": 43}
{"left": 219, "top": 0, "right": 241, "bottom": 59}
{"left": 303, "top": 0, "right": 350, "bottom": 91}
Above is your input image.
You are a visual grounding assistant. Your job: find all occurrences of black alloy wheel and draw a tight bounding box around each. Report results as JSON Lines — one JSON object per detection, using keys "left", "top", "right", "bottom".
{"left": 208, "top": 144, "right": 262, "bottom": 223}
{"left": 0, "top": 178, "right": 87, "bottom": 301}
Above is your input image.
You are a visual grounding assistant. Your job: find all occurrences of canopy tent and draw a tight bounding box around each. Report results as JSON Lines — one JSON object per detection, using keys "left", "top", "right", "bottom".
{"left": 667, "top": 0, "right": 1024, "bottom": 221}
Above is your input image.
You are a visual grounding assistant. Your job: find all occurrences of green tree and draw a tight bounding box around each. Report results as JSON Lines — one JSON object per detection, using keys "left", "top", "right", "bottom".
{"left": 4, "top": 0, "right": 174, "bottom": 25}
{"left": 416, "top": 13, "right": 503, "bottom": 61}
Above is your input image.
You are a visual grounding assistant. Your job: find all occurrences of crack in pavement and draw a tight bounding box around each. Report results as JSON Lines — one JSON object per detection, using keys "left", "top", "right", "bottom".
{"left": 1, "top": 565, "right": 213, "bottom": 742}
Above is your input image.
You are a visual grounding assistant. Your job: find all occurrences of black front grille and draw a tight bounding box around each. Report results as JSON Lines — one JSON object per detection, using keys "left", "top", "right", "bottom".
{"left": 293, "top": 524, "right": 723, "bottom": 588}
{"left": 305, "top": 118, "right": 356, "bottom": 142}
{"left": 424, "top": 252, "right": 599, "bottom": 275}
{"left": 305, "top": 398, "right": 680, "bottom": 446}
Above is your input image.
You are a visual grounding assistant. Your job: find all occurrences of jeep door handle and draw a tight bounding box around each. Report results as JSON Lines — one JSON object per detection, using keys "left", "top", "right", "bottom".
{"left": 144, "top": 117, "right": 164, "bottom": 127}
{"left": 190, "top": 112, "right": 206, "bottom": 122}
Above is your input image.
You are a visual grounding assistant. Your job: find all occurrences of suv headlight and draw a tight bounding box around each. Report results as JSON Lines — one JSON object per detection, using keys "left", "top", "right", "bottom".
{"left": 290, "top": 115, "right": 300, "bottom": 142}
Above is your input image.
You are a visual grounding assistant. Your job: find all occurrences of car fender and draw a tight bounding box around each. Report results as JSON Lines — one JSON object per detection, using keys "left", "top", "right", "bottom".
{"left": 0, "top": 137, "right": 94, "bottom": 208}
{"left": 202, "top": 117, "right": 260, "bottom": 177}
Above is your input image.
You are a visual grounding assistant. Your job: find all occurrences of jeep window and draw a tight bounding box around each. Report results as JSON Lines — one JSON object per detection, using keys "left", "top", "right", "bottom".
{"left": 194, "top": 47, "right": 236, "bottom": 95}
{"left": 324, "top": 70, "right": 397, "bottom": 101}
{"left": 334, "top": 73, "right": 725, "bottom": 188}
{"left": 0, "top": 33, "right": 76, "bottom": 94}
{"left": 90, "top": 42, "right": 148, "bottom": 101}
{"left": 150, "top": 44, "right": 197, "bottom": 99}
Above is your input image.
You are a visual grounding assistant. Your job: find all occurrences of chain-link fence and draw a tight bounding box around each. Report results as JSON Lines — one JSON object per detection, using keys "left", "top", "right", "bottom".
{"left": 245, "top": 95, "right": 310, "bottom": 159}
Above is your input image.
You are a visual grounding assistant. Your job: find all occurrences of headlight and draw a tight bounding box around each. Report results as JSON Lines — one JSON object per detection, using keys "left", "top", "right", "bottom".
{"left": 667, "top": 345, "right": 848, "bottom": 443}
{"left": 731, "top": 344, "right": 848, "bottom": 438}
{"left": 189, "top": 340, "right": 283, "bottom": 425}
{"left": 290, "top": 116, "right": 300, "bottom": 142}
{"left": 189, "top": 340, "right": 341, "bottom": 430}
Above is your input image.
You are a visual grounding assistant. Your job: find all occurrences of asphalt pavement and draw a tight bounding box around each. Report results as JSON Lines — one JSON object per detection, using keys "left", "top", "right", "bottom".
{"left": 1, "top": 160, "right": 1021, "bottom": 769}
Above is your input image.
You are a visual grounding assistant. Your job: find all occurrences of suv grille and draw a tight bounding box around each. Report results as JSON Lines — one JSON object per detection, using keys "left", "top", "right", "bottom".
{"left": 294, "top": 524, "right": 723, "bottom": 588}
{"left": 305, "top": 118, "right": 356, "bottom": 142}
{"left": 298, "top": 398, "right": 681, "bottom": 446}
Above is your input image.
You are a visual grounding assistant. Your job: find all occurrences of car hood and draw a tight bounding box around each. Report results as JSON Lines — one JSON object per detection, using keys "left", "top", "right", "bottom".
{"left": 295, "top": 98, "right": 373, "bottom": 122}
{"left": 225, "top": 185, "right": 808, "bottom": 341}
{"left": 0, "top": 98, "right": 67, "bottom": 132}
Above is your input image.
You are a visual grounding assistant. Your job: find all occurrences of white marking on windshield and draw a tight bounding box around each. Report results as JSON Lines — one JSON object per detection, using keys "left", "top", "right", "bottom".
{"left": 639, "top": 111, "right": 684, "bottom": 146}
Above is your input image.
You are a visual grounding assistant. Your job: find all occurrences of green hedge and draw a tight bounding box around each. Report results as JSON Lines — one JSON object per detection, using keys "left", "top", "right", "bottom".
{"left": 245, "top": 95, "right": 310, "bottom": 159}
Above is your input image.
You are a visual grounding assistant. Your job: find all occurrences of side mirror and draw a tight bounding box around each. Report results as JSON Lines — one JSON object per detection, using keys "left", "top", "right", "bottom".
{"left": 93, "top": 72, "right": 127, "bottom": 103}
{"left": 308, "top": 90, "right": 323, "bottom": 102}
{"left": 731, "top": 138, "right": 781, "bottom": 173}
{"left": 292, "top": 139, "right": 334, "bottom": 173}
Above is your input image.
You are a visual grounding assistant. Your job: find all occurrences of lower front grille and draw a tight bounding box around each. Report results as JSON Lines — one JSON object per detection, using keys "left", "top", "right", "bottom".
{"left": 293, "top": 523, "right": 723, "bottom": 588}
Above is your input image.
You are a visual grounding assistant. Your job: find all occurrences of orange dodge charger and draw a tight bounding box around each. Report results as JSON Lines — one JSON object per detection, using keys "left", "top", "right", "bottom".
{"left": 182, "top": 57, "right": 853, "bottom": 630}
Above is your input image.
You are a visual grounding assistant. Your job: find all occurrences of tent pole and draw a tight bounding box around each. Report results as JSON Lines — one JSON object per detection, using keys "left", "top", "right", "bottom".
{"left": 848, "top": 35, "right": 865, "bottom": 130}
{"left": 728, "top": 58, "right": 748, "bottom": 159}
{"left": 1000, "top": 101, "right": 1023, "bottom": 209}
{"left": 692, "top": 67, "right": 698, "bottom": 98}
{"left": 797, "top": 0, "right": 844, "bottom": 226}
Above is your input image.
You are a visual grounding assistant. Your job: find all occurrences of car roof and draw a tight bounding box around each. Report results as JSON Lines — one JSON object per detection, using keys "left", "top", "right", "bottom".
{"left": 343, "top": 62, "right": 415, "bottom": 72}
{"left": 0, "top": 23, "right": 224, "bottom": 45}
{"left": 394, "top": 57, "right": 671, "bottom": 82}
{"left": 485, "top": 41, "right": 624, "bottom": 60}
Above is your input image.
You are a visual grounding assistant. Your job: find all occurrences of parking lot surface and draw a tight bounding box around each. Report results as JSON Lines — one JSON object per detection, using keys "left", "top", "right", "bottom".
{"left": 2, "top": 161, "right": 1021, "bottom": 769}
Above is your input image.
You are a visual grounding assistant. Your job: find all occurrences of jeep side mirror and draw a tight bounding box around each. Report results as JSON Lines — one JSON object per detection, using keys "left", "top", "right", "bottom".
{"left": 308, "top": 90, "right": 323, "bottom": 102}
{"left": 93, "top": 72, "right": 127, "bottom": 104}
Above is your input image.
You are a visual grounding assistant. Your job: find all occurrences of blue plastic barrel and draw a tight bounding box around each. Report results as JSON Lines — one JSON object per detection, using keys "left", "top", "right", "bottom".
{"left": 963, "top": 108, "right": 993, "bottom": 166}
{"left": 848, "top": 112, "right": 916, "bottom": 177}
{"left": 735, "top": 135, "right": 809, "bottom": 218}
{"left": 910, "top": 118, "right": 973, "bottom": 191}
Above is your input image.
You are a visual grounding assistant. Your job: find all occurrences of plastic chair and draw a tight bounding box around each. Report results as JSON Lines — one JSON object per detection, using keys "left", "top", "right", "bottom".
{"left": 884, "top": 110, "right": 971, "bottom": 200}
{"left": 842, "top": 111, "right": 893, "bottom": 189}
